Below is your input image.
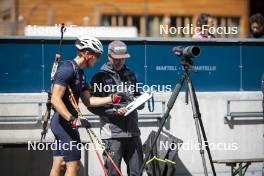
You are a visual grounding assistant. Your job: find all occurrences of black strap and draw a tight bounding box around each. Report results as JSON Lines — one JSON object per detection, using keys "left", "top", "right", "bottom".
{"left": 69, "top": 60, "right": 82, "bottom": 96}
{"left": 148, "top": 96, "right": 155, "bottom": 112}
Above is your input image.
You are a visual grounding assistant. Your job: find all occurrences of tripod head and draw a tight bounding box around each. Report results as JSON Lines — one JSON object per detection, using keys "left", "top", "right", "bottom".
{"left": 172, "top": 46, "right": 200, "bottom": 70}
{"left": 172, "top": 46, "right": 201, "bottom": 104}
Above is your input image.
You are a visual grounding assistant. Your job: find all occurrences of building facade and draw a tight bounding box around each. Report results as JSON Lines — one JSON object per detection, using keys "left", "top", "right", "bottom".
{"left": 0, "top": 0, "right": 250, "bottom": 37}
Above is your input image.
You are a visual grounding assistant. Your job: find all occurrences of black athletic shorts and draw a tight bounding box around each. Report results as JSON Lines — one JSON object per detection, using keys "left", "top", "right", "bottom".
{"left": 50, "top": 113, "right": 81, "bottom": 162}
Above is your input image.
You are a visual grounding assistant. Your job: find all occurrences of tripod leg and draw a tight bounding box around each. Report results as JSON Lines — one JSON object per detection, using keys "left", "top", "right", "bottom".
{"left": 192, "top": 84, "right": 217, "bottom": 176}
{"left": 186, "top": 75, "right": 210, "bottom": 176}
{"left": 194, "top": 118, "right": 208, "bottom": 175}
{"left": 139, "top": 73, "right": 186, "bottom": 175}
{"left": 197, "top": 112, "right": 217, "bottom": 176}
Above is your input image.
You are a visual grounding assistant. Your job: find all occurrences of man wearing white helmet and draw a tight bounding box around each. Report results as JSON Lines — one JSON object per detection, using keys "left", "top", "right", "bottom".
{"left": 49, "top": 36, "right": 126, "bottom": 176}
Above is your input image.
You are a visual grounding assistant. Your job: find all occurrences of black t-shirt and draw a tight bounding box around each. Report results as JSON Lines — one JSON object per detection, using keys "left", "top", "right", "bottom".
{"left": 53, "top": 60, "right": 88, "bottom": 117}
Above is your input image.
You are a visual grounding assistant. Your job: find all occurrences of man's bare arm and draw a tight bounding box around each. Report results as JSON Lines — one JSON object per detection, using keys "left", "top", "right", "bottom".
{"left": 51, "top": 84, "right": 72, "bottom": 121}
{"left": 81, "top": 90, "right": 112, "bottom": 107}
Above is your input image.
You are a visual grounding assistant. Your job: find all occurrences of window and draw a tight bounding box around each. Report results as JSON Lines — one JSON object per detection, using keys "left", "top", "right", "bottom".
{"left": 102, "top": 14, "right": 163, "bottom": 37}
{"left": 214, "top": 16, "right": 240, "bottom": 38}
{"left": 170, "top": 16, "right": 193, "bottom": 38}
{"left": 0, "top": 9, "right": 12, "bottom": 35}
{"left": 101, "top": 14, "right": 240, "bottom": 38}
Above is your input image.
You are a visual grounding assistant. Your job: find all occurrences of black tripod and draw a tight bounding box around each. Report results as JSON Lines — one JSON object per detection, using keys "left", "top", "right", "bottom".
{"left": 139, "top": 50, "right": 216, "bottom": 176}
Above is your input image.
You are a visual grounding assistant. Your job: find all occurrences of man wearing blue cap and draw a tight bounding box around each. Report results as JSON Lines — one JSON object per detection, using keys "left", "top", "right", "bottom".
{"left": 89, "top": 40, "right": 144, "bottom": 176}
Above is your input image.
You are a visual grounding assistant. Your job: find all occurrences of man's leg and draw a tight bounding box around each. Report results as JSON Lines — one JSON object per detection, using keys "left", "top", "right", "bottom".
{"left": 65, "top": 160, "right": 80, "bottom": 176}
{"left": 62, "top": 133, "right": 82, "bottom": 176}
{"left": 51, "top": 115, "right": 82, "bottom": 176}
{"left": 123, "top": 136, "right": 143, "bottom": 176}
{"left": 103, "top": 139, "right": 123, "bottom": 175}
{"left": 49, "top": 156, "right": 64, "bottom": 176}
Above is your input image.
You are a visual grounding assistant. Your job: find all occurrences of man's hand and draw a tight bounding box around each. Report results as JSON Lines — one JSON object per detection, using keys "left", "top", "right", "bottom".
{"left": 115, "top": 107, "right": 128, "bottom": 117}
{"left": 69, "top": 116, "right": 78, "bottom": 129}
{"left": 111, "top": 92, "right": 126, "bottom": 104}
{"left": 69, "top": 116, "right": 91, "bottom": 129}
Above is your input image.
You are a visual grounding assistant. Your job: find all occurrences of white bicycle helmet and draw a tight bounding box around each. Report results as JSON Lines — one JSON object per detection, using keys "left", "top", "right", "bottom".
{"left": 75, "top": 36, "right": 103, "bottom": 54}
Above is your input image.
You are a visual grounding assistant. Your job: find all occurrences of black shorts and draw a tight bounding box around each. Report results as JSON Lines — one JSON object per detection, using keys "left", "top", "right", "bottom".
{"left": 50, "top": 113, "right": 81, "bottom": 162}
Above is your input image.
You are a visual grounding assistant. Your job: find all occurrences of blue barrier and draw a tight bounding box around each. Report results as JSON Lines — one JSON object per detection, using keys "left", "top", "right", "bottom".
{"left": 0, "top": 37, "right": 263, "bottom": 93}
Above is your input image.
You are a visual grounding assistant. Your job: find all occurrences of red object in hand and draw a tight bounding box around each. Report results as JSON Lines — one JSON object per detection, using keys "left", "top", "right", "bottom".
{"left": 112, "top": 94, "right": 122, "bottom": 104}
{"left": 111, "top": 92, "right": 126, "bottom": 104}
{"left": 69, "top": 116, "right": 78, "bottom": 129}
{"left": 71, "top": 119, "right": 78, "bottom": 129}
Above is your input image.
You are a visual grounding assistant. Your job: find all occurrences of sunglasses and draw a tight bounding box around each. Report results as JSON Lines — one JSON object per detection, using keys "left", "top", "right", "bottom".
{"left": 110, "top": 46, "right": 127, "bottom": 54}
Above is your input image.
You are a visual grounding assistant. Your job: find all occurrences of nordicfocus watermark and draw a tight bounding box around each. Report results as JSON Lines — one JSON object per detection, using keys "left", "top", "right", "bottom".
{"left": 160, "top": 140, "right": 238, "bottom": 151}
{"left": 160, "top": 24, "right": 238, "bottom": 36}
{"left": 28, "top": 141, "right": 105, "bottom": 151}
{"left": 25, "top": 24, "right": 112, "bottom": 36}
{"left": 92, "top": 82, "right": 172, "bottom": 93}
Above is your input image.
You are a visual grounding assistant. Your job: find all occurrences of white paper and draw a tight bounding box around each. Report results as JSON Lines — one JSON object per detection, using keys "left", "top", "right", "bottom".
{"left": 125, "top": 92, "right": 153, "bottom": 116}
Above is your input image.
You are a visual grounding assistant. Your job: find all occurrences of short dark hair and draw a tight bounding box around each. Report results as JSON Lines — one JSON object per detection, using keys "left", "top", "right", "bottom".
{"left": 249, "top": 13, "right": 264, "bottom": 26}
{"left": 196, "top": 13, "right": 212, "bottom": 28}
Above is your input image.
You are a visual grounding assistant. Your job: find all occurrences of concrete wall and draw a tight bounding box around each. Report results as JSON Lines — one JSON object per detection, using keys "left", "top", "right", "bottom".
{"left": 0, "top": 92, "right": 263, "bottom": 176}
